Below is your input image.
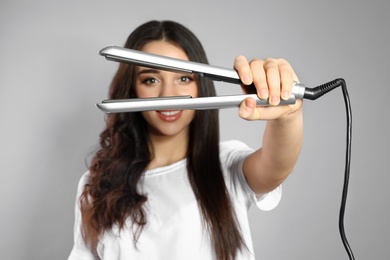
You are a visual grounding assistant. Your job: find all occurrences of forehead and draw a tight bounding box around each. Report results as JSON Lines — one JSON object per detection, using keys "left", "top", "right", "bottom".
{"left": 140, "top": 41, "right": 189, "bottom": 61}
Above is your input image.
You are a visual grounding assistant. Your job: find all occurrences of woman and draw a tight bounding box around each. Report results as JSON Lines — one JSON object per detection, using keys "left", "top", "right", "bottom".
{"left": 69, "top": 20, "right": 303, "bottom": 260}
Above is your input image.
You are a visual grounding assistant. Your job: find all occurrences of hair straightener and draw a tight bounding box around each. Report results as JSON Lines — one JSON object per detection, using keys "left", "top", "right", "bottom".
{"left": 96, "top": 46, "right": 315, "bottom": 113}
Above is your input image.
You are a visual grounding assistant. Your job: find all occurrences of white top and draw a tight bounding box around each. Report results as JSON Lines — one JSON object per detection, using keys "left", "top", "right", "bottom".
{"left": 68, "top": 140, "right": 282, "bottom": 260}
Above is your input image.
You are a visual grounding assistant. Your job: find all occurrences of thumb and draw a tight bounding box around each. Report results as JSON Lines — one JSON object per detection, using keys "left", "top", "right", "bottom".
{"left": 238, "top": 97, "right": 261, "bottom": 120}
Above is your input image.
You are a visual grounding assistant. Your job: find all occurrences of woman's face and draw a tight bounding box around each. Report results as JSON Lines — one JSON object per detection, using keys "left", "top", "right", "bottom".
{"left": 134, "top": 41, "right": 198, "bottom": 138}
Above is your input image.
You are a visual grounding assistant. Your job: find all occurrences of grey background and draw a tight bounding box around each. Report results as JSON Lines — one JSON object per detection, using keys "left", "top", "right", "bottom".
{"left": 1, "top": 0, "right": 389, "bottom": 259}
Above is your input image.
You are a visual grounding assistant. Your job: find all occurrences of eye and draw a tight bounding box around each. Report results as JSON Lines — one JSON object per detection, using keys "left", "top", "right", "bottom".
{"left": 178, "top": 76, "right": 194, "bottom": 83}
{"left": 142, "top": 77, "right": 159, "bottom": 85}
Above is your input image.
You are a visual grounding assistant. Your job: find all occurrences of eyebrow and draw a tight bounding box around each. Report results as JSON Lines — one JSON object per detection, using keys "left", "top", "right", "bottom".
{"left": 136, "top": 69, "right": 160, "bottom": 76}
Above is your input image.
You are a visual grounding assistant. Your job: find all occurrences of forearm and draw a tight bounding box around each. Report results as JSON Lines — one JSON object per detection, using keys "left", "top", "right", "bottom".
{"left": 262, "top": 106, "right": 303, "bottom": 181}
{"left": 243, "top": 106, "right": 303, "bottom": 193}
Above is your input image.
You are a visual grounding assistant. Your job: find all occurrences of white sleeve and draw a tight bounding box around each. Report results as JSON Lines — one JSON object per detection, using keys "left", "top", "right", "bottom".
{"left": 235, "top": 154, "right": 282, "bottom": 211}
{"left": 221, "top": 140, "right": 282, "bottom": 211}
{"left": 68, "top": 172, "right": 99, "bottom": 260}
{"left": 253, "top": 184, "right": 282, "bottom": 211}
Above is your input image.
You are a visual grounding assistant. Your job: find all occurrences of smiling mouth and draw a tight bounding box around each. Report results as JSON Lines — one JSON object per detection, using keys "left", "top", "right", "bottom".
{"left": 158, "top": 110, "right": 181, "bottom": 116}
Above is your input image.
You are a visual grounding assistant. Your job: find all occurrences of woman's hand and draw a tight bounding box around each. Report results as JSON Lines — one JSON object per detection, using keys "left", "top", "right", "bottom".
{"left": 234, "top": 55, "right": 302, "bottom": 121}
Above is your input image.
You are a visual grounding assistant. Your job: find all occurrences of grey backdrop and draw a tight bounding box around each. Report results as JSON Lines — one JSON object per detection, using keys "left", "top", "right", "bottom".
{"left": 1, "top": 0, "right": 389, "bottom": 259}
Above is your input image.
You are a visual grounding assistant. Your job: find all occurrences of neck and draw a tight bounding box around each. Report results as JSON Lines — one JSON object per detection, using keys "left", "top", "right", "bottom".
{"left": 147, "top": 130, "right": 189, "bottom": 170}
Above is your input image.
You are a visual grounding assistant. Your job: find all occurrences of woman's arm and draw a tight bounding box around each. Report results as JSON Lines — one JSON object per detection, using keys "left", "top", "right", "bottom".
{"left": 234, "top": 56, "right": 303, "bottom": 194}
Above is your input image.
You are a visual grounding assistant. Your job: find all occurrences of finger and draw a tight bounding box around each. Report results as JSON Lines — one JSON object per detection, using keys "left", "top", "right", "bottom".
{"left": 234, "top": 55, "right": 252, "bottom": 85}
{"left": 238, "top": 97, "right": 261, "bottom": 120}
{"left": 264, "top": 58, "right": 281, "bottom": 106}
{"left": 249, "top": 59, "right": 268, "bottom": 99}
{"left": 278, "top": 59, "right": 294, "bottom": 100}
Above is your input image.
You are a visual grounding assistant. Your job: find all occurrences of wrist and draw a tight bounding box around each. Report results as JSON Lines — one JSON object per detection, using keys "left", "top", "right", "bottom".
{"left": 273, "top": 101, "right": 303, "bottom": 124}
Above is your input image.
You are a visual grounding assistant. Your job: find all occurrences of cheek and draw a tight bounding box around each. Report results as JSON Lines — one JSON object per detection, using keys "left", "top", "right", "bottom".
{"left": 140, "top": 111, "right": 154, "bottom": 123}
{"left": 135, "top": 86, "right": 148, "bottom": 98}
{"left": 185, "top": 110, "right": 197, "bottom": 124}
{"left": 190, "top": 84, "right": 199, "bottom": 98}
{"left": 134, "top": 82, "right": 157, "bottom": 99}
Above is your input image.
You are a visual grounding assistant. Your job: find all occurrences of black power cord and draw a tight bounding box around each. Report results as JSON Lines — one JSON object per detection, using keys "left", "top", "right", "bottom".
{"left": 304, "top": 78, "right": 355, "bottom": 260}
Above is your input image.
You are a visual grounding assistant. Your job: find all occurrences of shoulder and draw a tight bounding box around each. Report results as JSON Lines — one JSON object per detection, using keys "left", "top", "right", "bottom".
{"left": 219, "top": 141, "right": 282, "bottom": 211}
{"left": 78, "top": 171, "right": 90, "bottom": 187}
{"left": 219, "top": 140, "right": 253, "bottom": 164}
{"left": 75, "top": 171, "right": 91, "bottom": 197}
{"left": 220, "top": 140, "right": 251, "bottom": 150}
{"left": 218, "top": 140, "right": 253, "bottom": 194}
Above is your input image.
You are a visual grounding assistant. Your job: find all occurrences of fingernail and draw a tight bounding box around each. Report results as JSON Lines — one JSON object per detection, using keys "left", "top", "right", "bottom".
{"left": 245, "top": 98, "right": 254, "bottom": 108}
{"left": 244, "top": 75, "right": 251, "bottom": 85}
{"left": 271, "top": 96, "right": 280, "bottom": 105}
{"left": 283, "top": 91, "right": 290, "bottom": 100}
{"left": 260, "top": 89, "right": 268, "bottom": 99}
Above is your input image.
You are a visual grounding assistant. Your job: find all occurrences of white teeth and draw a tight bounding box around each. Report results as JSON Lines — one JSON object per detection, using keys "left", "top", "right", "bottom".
{"left": 160, "top": 111, "right": 180, "bottom": 116}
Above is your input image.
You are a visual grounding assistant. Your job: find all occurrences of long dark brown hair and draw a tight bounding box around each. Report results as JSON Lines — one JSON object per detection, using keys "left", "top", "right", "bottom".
{"left": 81, "top": 20, "right": 245, "bottom": 259}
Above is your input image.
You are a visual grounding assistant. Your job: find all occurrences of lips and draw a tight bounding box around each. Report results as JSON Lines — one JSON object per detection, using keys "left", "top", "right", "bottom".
{"left": 157, "top": 110, "right": 182, "bottom": 121}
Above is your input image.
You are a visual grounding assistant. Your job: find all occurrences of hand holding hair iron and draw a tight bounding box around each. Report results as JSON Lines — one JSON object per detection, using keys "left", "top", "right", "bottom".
{"left": 97, "top": 46, "right": 339, "bottom": 113}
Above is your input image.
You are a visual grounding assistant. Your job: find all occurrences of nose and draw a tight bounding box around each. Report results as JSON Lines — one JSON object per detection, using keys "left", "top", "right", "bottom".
{"left": 159, "top": 81, "right": 177, "bottom": 97}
